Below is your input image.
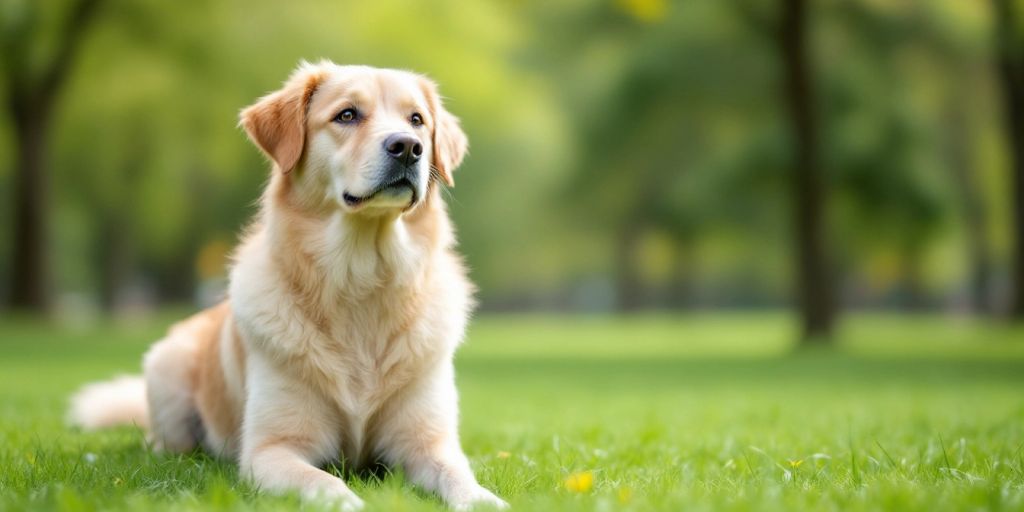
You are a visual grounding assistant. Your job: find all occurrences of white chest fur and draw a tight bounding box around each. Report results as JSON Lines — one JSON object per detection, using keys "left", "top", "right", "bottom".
{"left": 230, "top": 218, "right": 471, "bottom": 468}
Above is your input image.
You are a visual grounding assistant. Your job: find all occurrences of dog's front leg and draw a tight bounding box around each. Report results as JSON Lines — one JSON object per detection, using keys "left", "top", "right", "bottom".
{"left": 243, "top": 443, "right": 363, "bottom": 510}
{"left": 240, "top": 356, "right": 363, "bottom": 510}
{"left": 379, "top": 364, "right": 507, "bottom": 510}
{"left": 402, "top": 438, "right": 507, "bottom": 511}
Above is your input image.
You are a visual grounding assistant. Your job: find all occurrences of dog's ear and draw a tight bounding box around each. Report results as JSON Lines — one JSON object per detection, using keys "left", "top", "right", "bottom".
{"left": 419, "top": 77, "right": 468, "bottom": 187}
{"left": 240, "top": 62, "right": 327, "bottom": 174}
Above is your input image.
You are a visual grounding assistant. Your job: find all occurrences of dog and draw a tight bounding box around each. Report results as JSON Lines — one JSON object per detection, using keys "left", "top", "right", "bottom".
{"left": 69, "top": 60, "right": 507, "bottom": 511}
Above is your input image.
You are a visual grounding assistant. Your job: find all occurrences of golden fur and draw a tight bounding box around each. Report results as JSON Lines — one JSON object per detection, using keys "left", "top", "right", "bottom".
{"left": 69, "top": 61, "right": 504, "bottom": 511}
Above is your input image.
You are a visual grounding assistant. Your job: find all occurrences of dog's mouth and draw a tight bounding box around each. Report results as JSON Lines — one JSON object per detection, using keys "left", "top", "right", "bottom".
{"left": 343, "top": 177, "right": 417, "bottom": 208}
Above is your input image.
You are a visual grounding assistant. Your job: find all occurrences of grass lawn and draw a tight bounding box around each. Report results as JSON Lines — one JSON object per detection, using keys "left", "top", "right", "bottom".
{"left": 1, "top": 311, "right": 1023, "bottom": 511}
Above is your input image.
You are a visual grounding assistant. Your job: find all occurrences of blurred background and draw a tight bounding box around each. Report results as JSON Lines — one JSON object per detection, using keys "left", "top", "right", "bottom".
{"left": 2, "top": 0, "right": 1023, "bottom": 345}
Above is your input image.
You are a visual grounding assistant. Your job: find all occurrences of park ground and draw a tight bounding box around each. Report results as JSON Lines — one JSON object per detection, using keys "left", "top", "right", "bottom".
{"left": 1, "top": 312, "right": 1023, "bottom": 511}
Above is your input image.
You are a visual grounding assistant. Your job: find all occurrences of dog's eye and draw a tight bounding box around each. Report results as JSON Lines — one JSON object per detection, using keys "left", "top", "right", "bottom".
{"left": 334, "top": 108, "right": 358, "bottom": 124}
{"left": 410, "top": 113, "right": 424, "bottom": 127}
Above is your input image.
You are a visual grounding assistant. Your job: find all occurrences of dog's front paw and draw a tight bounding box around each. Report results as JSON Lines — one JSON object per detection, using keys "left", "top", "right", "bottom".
{"left": 450, "top": 486, "right": 509, "bottom": 510}
{"left": 304, "top": 487, "right": 365, "bottom": 511}
{"left": 337, "top": 495, "right": 365, "bottom": 512}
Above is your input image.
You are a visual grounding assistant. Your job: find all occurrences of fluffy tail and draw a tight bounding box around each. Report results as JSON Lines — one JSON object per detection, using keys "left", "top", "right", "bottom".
{"left": 68, "top": 375, "right": 149, "bottom": 430}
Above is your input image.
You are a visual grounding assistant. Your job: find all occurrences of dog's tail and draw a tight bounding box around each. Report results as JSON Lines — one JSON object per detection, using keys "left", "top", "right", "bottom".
{"left": 68, "top": 375, "right": 149, "bottom": 430}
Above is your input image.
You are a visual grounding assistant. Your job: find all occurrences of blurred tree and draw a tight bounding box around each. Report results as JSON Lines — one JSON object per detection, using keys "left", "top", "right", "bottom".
{"left": 0, "top": 0, "right": 105, "bottom": 312}
{"left": 824, "top": 2, "right": 954, "bottom": 311}
{"left": 777, "top": 0, "right": 835, "bottom": 342}
{"left": 532, "top": 1, "right": 782, "bottom": 311}
{"left": 947, "top": 102, "right": 994, "bottom": 313}
{"left": 920, "top": 4, "right": 998, "bottom": 314}
{"left": 914, "top": 3, "right": 994, "bottom": 313}
{"left": 992, "top": 0, "right": 1024, "bottom": 318}
{"left": 0, "top": 0, "right": 1006, "bottom": 316}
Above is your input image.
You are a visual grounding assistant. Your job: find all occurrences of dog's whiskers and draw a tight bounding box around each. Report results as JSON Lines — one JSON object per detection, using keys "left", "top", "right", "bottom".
{"left": 429, "top": 165, "right": 460, "bottom": 206}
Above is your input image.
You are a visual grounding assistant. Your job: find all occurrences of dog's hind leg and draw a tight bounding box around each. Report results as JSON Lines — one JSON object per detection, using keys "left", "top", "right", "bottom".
{"left": 142, "top": 322, "right": 204, "bottom": 453}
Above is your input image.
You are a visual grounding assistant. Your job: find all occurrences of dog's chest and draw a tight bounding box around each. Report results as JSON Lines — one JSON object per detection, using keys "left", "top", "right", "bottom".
{"left": 332, "top": 332, "right": 419, "bottom": 412}
{"left": 314, "top": 311, "right": 437, "bottom": 460}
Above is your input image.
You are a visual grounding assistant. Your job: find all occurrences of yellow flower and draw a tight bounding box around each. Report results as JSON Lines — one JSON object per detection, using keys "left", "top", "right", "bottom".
{"left": 788, "top": 459, "right": 804, "bottom": 468}
{"left": 564, "top": 471, "right": 594, "bottom": 493}
{"left": 618, "top": 486, "right": 633, "bottom": 504}
{"left": 497, "top": 451, "right": 511, "bottom": 459}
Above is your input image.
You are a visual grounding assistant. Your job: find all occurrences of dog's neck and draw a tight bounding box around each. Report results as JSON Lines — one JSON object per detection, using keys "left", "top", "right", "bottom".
{"left": 259, "top": 175, "right": 450, "bottom": 299}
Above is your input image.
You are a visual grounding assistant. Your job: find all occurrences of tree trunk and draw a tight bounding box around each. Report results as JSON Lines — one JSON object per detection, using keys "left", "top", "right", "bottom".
{"left": 8, "top": 105, "right": 52, "bottom": 311}
{"left": 898, "top": 243, "right": 928, "bottom": 311}
{"left": 96, "top": 213, "right": 133, "bottom": 312}
{"left": 778, "top": 0, "right": 836, "bottom": 342}
{"left": 615, "top": 223, "right": 645, "bottom": 312}
{"left": 667, "top": 239, "right": 695, "bottom": 309}
{"left": 3, "top": 0, "right": 104, "bottom": 312}
{"left": 946, "top": 105, "right": 993, "bottom": 314}
{"left": 993, "top": 0, "right": 1024, "bottom": 319}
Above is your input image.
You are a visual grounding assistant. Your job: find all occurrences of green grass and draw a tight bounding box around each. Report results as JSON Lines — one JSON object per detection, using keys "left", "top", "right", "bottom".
{"left": 1, "top": 312, "right": 1024, "bottom": 511}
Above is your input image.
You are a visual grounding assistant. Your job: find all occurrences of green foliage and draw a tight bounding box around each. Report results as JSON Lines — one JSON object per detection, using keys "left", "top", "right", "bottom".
{"left": 0, "top": 0, "right": 1015, "bottom": 307}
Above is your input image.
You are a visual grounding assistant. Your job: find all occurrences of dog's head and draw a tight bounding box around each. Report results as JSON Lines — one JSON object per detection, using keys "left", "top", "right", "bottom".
{"left": 240, "top": 61, "right": 467, "bottom": 214}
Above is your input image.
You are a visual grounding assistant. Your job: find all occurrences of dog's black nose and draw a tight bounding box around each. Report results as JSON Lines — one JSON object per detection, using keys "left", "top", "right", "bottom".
{"left": 383, "top": 133, "right": 423, "bottom": 166}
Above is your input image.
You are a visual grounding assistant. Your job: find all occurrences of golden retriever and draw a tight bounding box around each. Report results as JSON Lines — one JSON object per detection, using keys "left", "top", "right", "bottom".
{"left": 69, "top": 60, "right": 507, "bottom": 511}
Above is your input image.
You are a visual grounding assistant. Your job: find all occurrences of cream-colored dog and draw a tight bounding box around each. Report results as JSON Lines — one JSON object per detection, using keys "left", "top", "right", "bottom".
{"left": 69, "top": 61, "right": 507, "bottom": 511}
